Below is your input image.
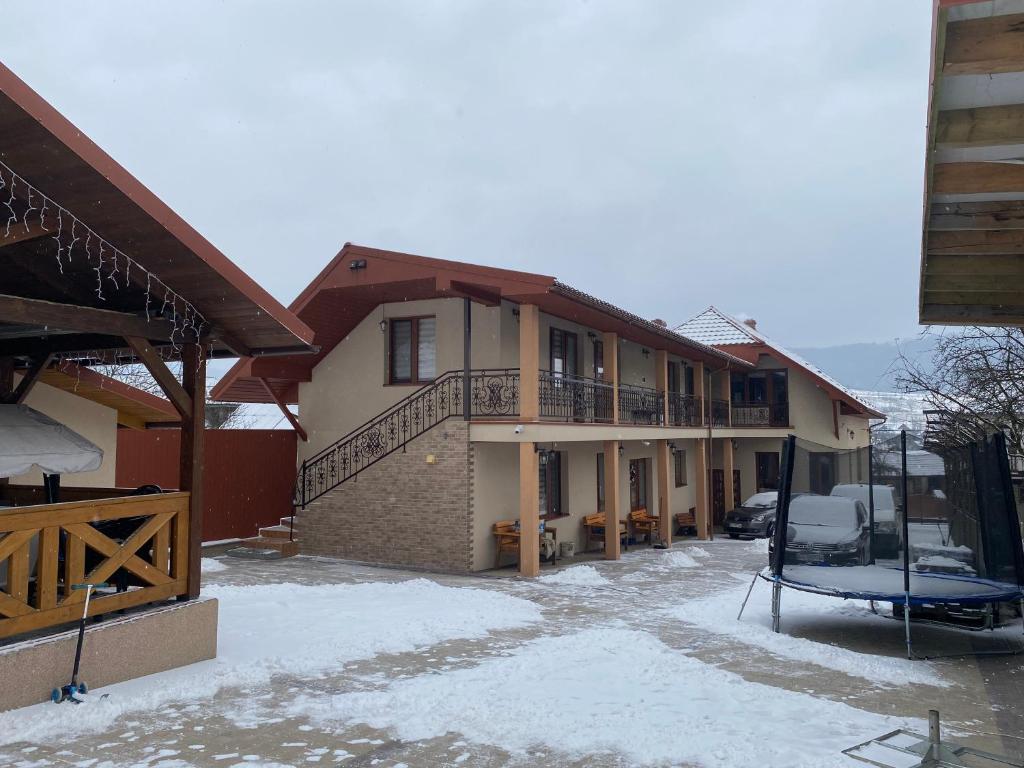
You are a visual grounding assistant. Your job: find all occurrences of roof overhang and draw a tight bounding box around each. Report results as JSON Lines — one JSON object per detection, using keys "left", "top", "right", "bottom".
{"left": 920, "top": 1, "right": 1024, "bottom": 326}
{"left": 213, "top": 243, "right": 752, "bottom": 403}
{"left": 0, "top": 61, "right": 315, "bottom": 360}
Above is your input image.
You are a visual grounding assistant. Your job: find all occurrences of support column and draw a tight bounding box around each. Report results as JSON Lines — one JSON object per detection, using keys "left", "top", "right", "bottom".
{"left": 695, "top": 437, "right": 710, "bottom": 540}
{"left": 518, "top": 442, "right": 540, "bottom": 577}
{"left": 519, "top": 304, "right": 539, "bottom": 420}
{"left": 463, "top": 297, "right": 472, "bottom": 420}
{"left": 180, "top": 343, "right": 206, "bottom": 599}
{"left": 722, "top": 438, "right": 735, "bottom": 516}
{"left": 657, "top": 439, "right": 672, "bottom": 545}
{"left": 655, "top": 350, "right": 669, "bottom": 426}
{"left": 604, "top": 332, "right": 619, "bottom": 424}
{"left": 603, "top": 440, "right": 621, "bottom": 559}
{"left": 694, "top": 361, "right": 705, "bottom": 425}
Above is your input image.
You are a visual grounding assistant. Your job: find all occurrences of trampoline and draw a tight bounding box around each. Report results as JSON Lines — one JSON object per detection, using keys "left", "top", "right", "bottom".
{"left": 742, "top": 430, "right": 1024, "bottom": 659}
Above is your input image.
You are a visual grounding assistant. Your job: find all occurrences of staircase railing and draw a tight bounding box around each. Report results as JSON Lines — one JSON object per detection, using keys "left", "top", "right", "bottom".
{"left": 296, "top": 368, "right": 519, "bottom": 507}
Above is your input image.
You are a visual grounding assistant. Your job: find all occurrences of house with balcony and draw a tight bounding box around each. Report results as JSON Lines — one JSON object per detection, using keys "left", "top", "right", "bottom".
{"left": 213, "top": 245, "right": 881, "bottom": 576}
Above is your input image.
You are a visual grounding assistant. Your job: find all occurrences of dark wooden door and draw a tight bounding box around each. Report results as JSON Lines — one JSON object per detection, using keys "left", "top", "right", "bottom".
{"left": 712, "top": 469, "right": 725, "bottom": 525}
{"left": 733, "top": 469, "right": 742, "bottom": 508}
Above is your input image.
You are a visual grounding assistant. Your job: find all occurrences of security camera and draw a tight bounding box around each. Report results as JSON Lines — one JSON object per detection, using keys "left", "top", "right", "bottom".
{"left": 514, "top": 424, "right": 524, "bottom": 434}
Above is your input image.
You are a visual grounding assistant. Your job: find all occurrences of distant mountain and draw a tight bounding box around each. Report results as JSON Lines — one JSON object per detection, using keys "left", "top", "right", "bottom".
{"left": 793, "top": 336, "right": 936, "bottom": 392}
{"left": 850, "top": 389, "right": 930, "bottom": 434}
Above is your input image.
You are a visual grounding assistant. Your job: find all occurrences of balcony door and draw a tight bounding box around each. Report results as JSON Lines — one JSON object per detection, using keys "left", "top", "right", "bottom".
{"left": 550, "top": 328, "right": 579, "bottom": 379}
{"left": 539, "top": 450, "right": 563, "bottom": 517}
{"left": 629, "top": 458, "right": 649, "bottom": 512}
{"left": 756, "top": 452, "right": 780, "bottom": 491}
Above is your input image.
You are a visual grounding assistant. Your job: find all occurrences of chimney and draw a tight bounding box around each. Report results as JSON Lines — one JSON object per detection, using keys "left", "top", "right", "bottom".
{"left": 652, "top": 318, "right": 668, "bottom": 327}
{"left": 743, "top": 318, "right": 757, "bottom": 330}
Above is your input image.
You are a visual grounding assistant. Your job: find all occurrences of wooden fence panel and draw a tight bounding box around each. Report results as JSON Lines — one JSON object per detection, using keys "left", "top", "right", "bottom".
{"left": 116, "top": 429, "right": 297, "bottom": 542}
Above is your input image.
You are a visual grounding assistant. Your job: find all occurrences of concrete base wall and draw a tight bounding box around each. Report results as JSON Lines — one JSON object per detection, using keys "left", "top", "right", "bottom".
{"left": 0, "top": 597, "right": 218, "bottom": 712}
{"left": 301, "top": 420, "right": 473, "bottom": 572}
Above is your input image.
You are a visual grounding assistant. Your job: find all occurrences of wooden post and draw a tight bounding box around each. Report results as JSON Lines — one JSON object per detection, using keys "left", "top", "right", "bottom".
{"left": 655, "top": 350, "right": 669, "bottom": 426}
{"left": 518, "top": 442, "right": 540, "bottom": 577}
{"left": 724, "top": 365, "right": 733, "bottom": 427}
{"left": 694, "top": 361, "right": 705, "bottom": 425}
{"left": 604, "top": 440, "right": 621, "bottom": 559}
{"left": 179, "top": 343, "right": 205, "bottom": 599}
{"left": 604, "top": 332, "right": 619, "bottom": 424}
{"left": 695, "top": 437, "right": 710, "bottom": 540}
{"left": 657, "top": 439, "right": 672, "bottom": 544}
{"left": 519, "top": 304, "right": 539, "bottom": 420}
{"left": 722, "top": 438, "right": 735, "bottom": 517}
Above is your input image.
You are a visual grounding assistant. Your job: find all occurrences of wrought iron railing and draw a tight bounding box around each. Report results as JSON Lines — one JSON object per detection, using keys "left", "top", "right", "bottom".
{"left": 667, "top": 393, "right": 702, "bottom": 426}
{"left": 619, "top": 382, "right": 665, "bottom": 425}
{"left": 708, "top": 398, "right": 730, "bottom": 427}
{"left": 297, "top": 369, "right": 519, "bottom": 507}
{"left": 538, "top": 370, "right": 614, "bottom": 422}
{"left": 731, "top": 401, "right": 788, "bottom": 427}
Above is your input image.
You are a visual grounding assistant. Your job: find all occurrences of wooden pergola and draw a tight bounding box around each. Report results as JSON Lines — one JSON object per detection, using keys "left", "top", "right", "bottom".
{"left": 0, "top": 62, "right": 314, "bottom": 638}
{"left": 921, "top": 1, "right": 1024, "bottom": 325}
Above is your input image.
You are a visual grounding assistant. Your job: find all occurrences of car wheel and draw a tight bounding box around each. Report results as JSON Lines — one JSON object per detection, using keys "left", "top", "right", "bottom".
{"left": 728, "top": 532, "right": 739, "bottom": 539}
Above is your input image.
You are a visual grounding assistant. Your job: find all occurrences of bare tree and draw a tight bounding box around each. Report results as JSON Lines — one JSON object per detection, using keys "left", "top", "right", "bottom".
{"left": 897, "top": 327, "right": 1024, "bottom": 455}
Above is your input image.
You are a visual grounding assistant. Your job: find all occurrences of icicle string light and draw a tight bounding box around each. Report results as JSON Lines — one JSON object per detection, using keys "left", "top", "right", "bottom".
{"left": 0, "top": 158, "right": 206, "bottom": 345}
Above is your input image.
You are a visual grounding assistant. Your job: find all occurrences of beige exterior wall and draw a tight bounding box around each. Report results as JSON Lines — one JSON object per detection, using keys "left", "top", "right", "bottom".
{"left": 470, "top": 437, "right": 696, "bottom": 571}
{"left": 9, "top": 379, "right": 118, "bottom": 488}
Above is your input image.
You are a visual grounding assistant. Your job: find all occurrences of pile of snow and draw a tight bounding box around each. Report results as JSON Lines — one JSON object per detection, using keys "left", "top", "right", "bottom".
{"left": 538, "top": 565, "right": 608, "bottom": 586}
{"left": 687, "top": 546, "right": 711, "bottom": 559}
{"left": 0, "top": 579, "right": 542, "bottom": 745}
{"left": 747, "top": 537, "right": 770, "bottom": 554}
{"left": 658, "top": 551, "right": 699, "bottom": 569}
{"left": 289, "top": 626, "right": 912, "bottom": 767}
{"left": 913, "top": 555, "right": 976, "bottom": 575}
{"left": 201, "top": 557, "right": 227, "bottom": 573}
{"left": 665, "top": 577, "right": 947, "bottom": 688}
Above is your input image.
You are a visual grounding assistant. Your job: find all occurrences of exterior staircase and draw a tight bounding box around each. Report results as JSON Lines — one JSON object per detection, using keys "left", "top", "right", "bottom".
{"left": 227, "top": 516, "right": 300, "bottom": 559}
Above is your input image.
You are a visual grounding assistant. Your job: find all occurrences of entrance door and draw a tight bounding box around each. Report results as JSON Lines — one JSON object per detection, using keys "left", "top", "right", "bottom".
{"left": 809, "top": 452, "right": 836, "bottom": 495}
{"left": 629, "top": 458, "right": 649, "bottom": 511}
{"left": 733, "top": 469, "right": 742, "bottom": 508}
{"left": 712, "top": 469, "right": 725, "bottom": 526}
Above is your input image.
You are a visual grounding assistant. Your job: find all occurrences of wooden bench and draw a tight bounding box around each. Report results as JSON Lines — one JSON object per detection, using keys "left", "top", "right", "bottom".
{"left": 582, "top": 513, "right": 628, "bottom": 553}
{"left": 675, "top": 509, "right": 698, "bottom": 536}
{"left": 628, "top": 508, "right": 658, "bottom": 545}
{"left": 492, "top": 520, "right": 559, "bottom": 568}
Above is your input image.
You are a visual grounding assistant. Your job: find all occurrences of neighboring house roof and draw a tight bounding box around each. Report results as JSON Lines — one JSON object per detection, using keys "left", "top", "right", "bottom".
{"left": 38, "top": 362, "right": 179, "bottom": 430}
{"left": 877, "top": 449, "right": 946, "bottom": 478}
{"left": 212, "top": 243, "right": 752, "bottom": 403}
{"left": 674, "top": 307, "right": 885, "bottom": 419}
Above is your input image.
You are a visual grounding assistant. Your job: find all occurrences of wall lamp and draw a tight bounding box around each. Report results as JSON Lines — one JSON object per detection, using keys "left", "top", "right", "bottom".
{"left": 587, "top": 331, "right": 597, "bottom": 340}
{"left": 618, "top": 443, "right": 625, "bottom": 457}
{"left": 667, "top": 440, "right": 677, "bottom": 454}
{"left": 641, "top": 348, "right": 650, "bottom": 358}
{"left": 349, "top": 259, "right": 367, "bottom": 271}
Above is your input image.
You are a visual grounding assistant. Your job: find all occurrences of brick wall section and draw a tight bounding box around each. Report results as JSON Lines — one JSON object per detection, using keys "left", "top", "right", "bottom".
{"left": 300, "top": 420, "right": 474, "bottom": 572}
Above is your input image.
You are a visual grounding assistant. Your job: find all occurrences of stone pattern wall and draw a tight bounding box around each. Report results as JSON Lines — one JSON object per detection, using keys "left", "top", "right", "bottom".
{"left": 300, "top": 420, "right": 473, "bottom": 572}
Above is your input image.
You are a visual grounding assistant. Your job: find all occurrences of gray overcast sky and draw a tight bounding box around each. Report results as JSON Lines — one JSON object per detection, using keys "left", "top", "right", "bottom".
{"left": 1, "top": 1, "right": 932, "bottom": 348}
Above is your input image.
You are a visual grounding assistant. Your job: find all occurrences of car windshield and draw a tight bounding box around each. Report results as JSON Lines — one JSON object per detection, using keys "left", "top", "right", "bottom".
{"left": 830, "top": 484, "right": 895, "bottom": 511}
{"left": 788, "top": 498, "right": 857, "bottom": 528}
{"left": 742, "top": 492, "right": 778, "bottom": 509}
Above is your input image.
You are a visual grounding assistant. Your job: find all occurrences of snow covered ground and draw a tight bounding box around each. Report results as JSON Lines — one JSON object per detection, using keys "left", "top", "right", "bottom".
{"left": 0, "top": 541, "right": 1019, "bottom": 768}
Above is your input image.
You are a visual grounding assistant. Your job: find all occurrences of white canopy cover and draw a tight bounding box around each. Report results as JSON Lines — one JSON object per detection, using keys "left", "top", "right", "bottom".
{"left": 0, "top": 404, "right": 103, "bottom": 478}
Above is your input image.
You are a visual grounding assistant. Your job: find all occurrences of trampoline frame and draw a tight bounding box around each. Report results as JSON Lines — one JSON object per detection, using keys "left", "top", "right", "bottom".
{"left": 754, "top": 431, "right": 1024, "bottom": 660}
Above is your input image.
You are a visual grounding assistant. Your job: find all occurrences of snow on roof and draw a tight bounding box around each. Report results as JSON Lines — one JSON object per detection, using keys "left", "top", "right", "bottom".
{"left": 877, "top": 449, "right": 946, "bottom": 477}
{"left": 674, "top": 307, "right": 882, "bottom": 418}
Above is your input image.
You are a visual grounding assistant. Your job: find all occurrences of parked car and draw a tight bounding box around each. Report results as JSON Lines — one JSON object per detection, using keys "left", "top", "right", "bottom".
{"left": 830, "top": 483, "right": 900, "bottom": 558}
{"left": 724, "top": 491, "right": 781, "bottom": 539}
{"left": 781, "top": 495, "right": 871, "bottom": 566}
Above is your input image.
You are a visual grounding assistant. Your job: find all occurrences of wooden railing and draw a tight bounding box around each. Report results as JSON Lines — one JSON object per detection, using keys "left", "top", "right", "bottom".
{"left": 0, "top": 492, "right": 190, "bottom": 640}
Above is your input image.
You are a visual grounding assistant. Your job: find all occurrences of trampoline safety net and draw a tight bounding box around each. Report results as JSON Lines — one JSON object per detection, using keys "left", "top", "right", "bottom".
{"left": 768, "top": 430, "right": 1024, "bottom": 612}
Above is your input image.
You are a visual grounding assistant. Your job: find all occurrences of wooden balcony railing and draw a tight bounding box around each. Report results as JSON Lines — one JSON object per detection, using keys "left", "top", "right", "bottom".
{"left": 731, "top": 401, "right": 789, "bottom": 427}
{"left": 0, "top": 492, "right": 190, "bottom": 640}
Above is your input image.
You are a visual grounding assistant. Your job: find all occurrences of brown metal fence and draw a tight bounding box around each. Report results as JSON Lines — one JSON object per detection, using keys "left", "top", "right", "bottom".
{"left": 116, "top": 429, "right": 297, "bottom": 542}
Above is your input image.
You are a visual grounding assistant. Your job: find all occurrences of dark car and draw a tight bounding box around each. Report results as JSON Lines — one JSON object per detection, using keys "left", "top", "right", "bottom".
{"left": 724, "top": 491, "right": 784, "bottom": 539}
{"left": 782, "top": 495, "right": 871, "bottom": 566}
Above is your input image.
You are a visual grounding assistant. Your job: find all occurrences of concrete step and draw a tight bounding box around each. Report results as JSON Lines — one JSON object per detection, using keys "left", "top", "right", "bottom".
{"left": 259, "top": 524, "right": 296, "bottom": 540}
{"left": 238, "top": 536, "right": 300, "bottom": 558}
{"left": 279, "top": 516, "right": 300, "bottom": 529}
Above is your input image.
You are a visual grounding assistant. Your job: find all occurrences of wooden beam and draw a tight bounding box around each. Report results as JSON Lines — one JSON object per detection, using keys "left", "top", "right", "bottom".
{"left": 258, "top": 377, "right": 308, "bottom": 441}
{"left": 518, "top": 442, "right": 540, "bottom": 577}
{"left": 925, "top": 289, "right": 1024, "bottom": 306}
{"left": 179, "top": 343, "right": 205, "bottom": 600}
{"left": 927, "top": 229, "right": 1024, "bottom": 255}
{"left": 944, "top": 12, "right": 1024, "bottom": 76}
{"left": 930, "top": 201, "right": 1024, "bottom": 230}
{"left": 932, "top": 162, "right": 1024, "bottom": 196}
{"left": 448, "top": 280, "right": 502, "bottom": 307}
{"left": 604, "top": 331, "right": 618, "bottom": 424}
{"left": 603, "top": 440, "right": 621, "bottom": 560}
{"left": 0, "top": 293, "right": 178, "bottom": 341}
{"left": 694, "top": 438, "right": 709, "bottom": 540}
{"left": 0, "top": 216, "right": 50, "bottom": 250}
{"left": 656, "top": 439, "right": 671, "bottom": 545}
{"left": 935, "top": 104, "right": 1024, "bottom": 148}
{"left": 125, "top": 336, "right": 192, "bottom": 420}
{"left": 519, "top": 304, "right": 539, "bottom": 420}
{"left": 927, "top": 252, "right": 1024, "bottom": 275}
{"left": 8, "top": 353, "right": 53, "bottom": 404}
